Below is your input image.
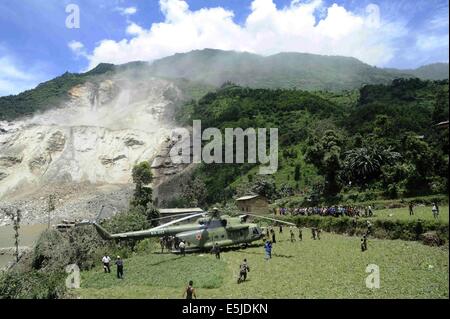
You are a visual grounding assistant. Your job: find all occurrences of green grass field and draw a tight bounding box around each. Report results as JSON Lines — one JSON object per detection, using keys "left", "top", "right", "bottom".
{"left": 372, "top": 206, "right": 449, "bottom": 222}
{"left": 76, "top": 229, "right": 449, "bottom": 299}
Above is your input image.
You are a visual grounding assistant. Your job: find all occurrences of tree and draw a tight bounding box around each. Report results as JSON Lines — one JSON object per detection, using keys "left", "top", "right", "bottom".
{"left": 181, "top": 177, "right": 208, "bottom": 207}
{"left": 432, "top": 89, "right": 449, "bottom": 124}
{"left": 131, "top": 162, "right": 153, "bottom": 209}
{"left": 250, "top": 176, "right": 278, "bottom": 200}
{"left": 305, "top": 130, "right": 344, "bottom": 196}
{"left": 145, "top": 203, "right": 160, "bottom": 227}
{"left": 343, "top": 145, "right": 401, "bottom": 185}
{"left": 132, "top": 161, "right": 153, "bottom": 186}
{"left": 401, "top": 134, "right": 435, "bottom": 194}
{"left": 47, "top": 195, "right": 56, "bottom": 229}
{"left": 3, "top": 207, "right": 22, "bottom": 262}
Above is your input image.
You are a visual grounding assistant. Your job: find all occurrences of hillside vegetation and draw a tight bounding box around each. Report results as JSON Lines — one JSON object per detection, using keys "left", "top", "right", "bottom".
{"left": 173, "top": 78, "right": 449, "bottom": 206}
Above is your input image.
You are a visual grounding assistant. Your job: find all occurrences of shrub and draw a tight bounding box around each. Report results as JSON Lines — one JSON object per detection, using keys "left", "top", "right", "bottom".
{"left": 101, "top": 210, "right": 150, "bottom": 234}
{"left": 287, "top": 215, "right": 448, "bottom": 244}
{"left": 420, "top": 231, "right": 445, "bottom": 246}
{"left": 0, "top": 270, "right": 66, "bottom": 299}
{"left": 32, "top": 226, "right": 115, "bottom": 273}
{"left": 33, "top": 229, "right": 74, "bottom": 272}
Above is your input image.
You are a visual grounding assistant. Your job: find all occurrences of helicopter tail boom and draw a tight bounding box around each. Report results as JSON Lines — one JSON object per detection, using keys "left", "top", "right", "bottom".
{"left": 93, "top": 222, "right": 113, "bottom": 240}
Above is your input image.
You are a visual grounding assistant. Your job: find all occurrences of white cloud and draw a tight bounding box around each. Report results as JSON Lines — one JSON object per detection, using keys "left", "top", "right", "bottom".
{"left": 68, "top": 40, "right": 90, "bottom": 60}
{"left": 68, "top": 40, "right": 84, "bottom": 53}
{"left": 116, "top": 6, "right": 137, "bottom": 16}
{"left": 0, "top": 55, "right": 44, "bottom": 96}
{"left": 126, "top": 23, "right": 145, "bottom": 36}
{"left": 83, "top": 0, "right": 409, "bottom": 70}
{"left": 416, "top": 34, "right": 449, "bottom": 51}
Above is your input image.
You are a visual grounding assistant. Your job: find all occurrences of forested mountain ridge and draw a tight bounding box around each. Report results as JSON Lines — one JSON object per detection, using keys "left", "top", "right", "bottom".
{"left": 1, "top": 49, "right": 448, "bottom": 121}
{"left": 149, "top": 49, "right": 448, "bottom": 91}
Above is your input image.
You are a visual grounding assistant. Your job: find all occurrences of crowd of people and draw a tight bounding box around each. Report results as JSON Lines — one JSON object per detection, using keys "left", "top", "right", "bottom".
{"left": 279, "top": 202, "right": 442, "bottom": 219}
{"left": 277, "top": 205, "right": 374, "bottom": 217}
{"left": 160, "top": 235, "right": 183, "bottom": 253}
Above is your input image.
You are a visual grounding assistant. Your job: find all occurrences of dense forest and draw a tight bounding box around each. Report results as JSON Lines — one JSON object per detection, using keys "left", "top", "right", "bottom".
{"left": 174, "top": 78, "right": 449, "bottom": 206}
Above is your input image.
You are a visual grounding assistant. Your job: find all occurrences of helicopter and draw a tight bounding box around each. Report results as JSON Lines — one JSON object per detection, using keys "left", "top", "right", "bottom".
{"left": 85, "top": 206, "right": 296, "bottom": 253}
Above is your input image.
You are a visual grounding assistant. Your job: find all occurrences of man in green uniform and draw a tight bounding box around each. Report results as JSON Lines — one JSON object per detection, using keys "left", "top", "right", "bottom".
{"left": 409, "top": 202, "right": 414, "bottom": 216}
{"left": 211, "top": 243, "right": 220, "bottom": 259}
{"left": 361, "top": 235, "right": 368, "bottom": 252}
{"left": 238, "top": 259, "right": 250, "bottom": 284}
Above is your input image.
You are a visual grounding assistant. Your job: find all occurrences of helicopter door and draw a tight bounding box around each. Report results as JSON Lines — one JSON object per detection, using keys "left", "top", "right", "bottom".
{"left": 230, "top": 230, "right": 244, "bottom": 240}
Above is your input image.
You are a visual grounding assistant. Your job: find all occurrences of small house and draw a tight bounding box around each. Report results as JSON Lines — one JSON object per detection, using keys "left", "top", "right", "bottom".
{"left": 236, "top": 194, "right": 270, "bottom": 215}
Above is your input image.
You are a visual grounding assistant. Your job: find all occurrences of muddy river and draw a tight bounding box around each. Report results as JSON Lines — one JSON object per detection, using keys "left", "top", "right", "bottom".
{"left": 0, "top": 224, "right": 47, "bottom": 268}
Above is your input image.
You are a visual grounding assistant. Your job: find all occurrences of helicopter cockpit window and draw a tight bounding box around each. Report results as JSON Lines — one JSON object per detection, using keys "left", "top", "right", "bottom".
{"left": 253, "top": 228, "right": 260, "bottom": 235}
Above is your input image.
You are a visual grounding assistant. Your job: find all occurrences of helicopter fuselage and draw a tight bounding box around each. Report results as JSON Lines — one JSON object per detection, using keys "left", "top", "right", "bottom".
{"left": 93, "top": 215, "right": 265, "bottom": 252}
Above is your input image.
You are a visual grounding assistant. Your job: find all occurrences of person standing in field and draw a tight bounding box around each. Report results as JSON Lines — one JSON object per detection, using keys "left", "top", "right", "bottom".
{"left": 102, "top": 254, "right": 111, "bottom": 273}
{"left": 409, "top": 202, "right": 414, "bottom": 216}
{"left": 290, "top": 227, "right": 295, "bottom": 242}
{"left": 160, "top": 237, "right": 165, "bottom": 253}
{"left": 264, "top": 240, "right": 272, "bottom": 260}
{"left": 366, "top": 220, "right": 373, "bottom": 236}
{"left": 211, "top": 243, "right": 220, "bottom": 259}
{"left": 183, "top": 280, "right": 197, "bottom": 299}
{"left": 311, "top": 227, "right": 317, "bottom": 240}
{"left": 238, "top": 259, "right": 250, "bottom": 283}
{"left": 361, "top": 235, "right": 368, "bottom": 252}
{"left": 271, "top": 228, "right": 276, "bottom": 243}
{"left": 298, "top": 227, "right": 303, "bottom": 241}
{"left": 179, "top": 240, "right": 186, "bottom": 256}
{"left": 432, "top": 203, "right": 439, "bottom": 219}
{"left": 115, "top": 256, "right": 124, "bottom": 279}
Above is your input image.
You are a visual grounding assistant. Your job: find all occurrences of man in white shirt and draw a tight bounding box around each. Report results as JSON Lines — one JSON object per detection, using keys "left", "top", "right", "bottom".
{"left": 179, "top": 241, "right": 186, "bottom": 257}
{"left": 102, "top": 255, "right": 111, "bottom": 273}
{"left": 432, "top": 203, "right": 439, "bottom": 219}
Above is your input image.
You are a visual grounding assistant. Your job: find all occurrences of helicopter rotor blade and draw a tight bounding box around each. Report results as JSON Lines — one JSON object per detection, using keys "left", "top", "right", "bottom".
{"left": 242, "top": 213, "right": 296, "bottom": 226}
{"left": 150, "top": 212, "right": 202, "bottom": 222}
{"left": 95, "top": 205, "right": 105, "bottom": 223}
{"left": 150, "top": 212, "right": 206, "bottom": 230}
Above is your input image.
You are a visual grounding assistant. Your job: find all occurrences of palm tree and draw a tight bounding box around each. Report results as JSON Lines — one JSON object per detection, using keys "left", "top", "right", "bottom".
{"left": 343, "top": 146, "right": 401, "bottom": 184}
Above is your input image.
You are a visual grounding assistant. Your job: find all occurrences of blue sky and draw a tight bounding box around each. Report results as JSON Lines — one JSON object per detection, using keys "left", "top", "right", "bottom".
{"left": 0, "top": 0, "right": 448, "bottom": 96}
